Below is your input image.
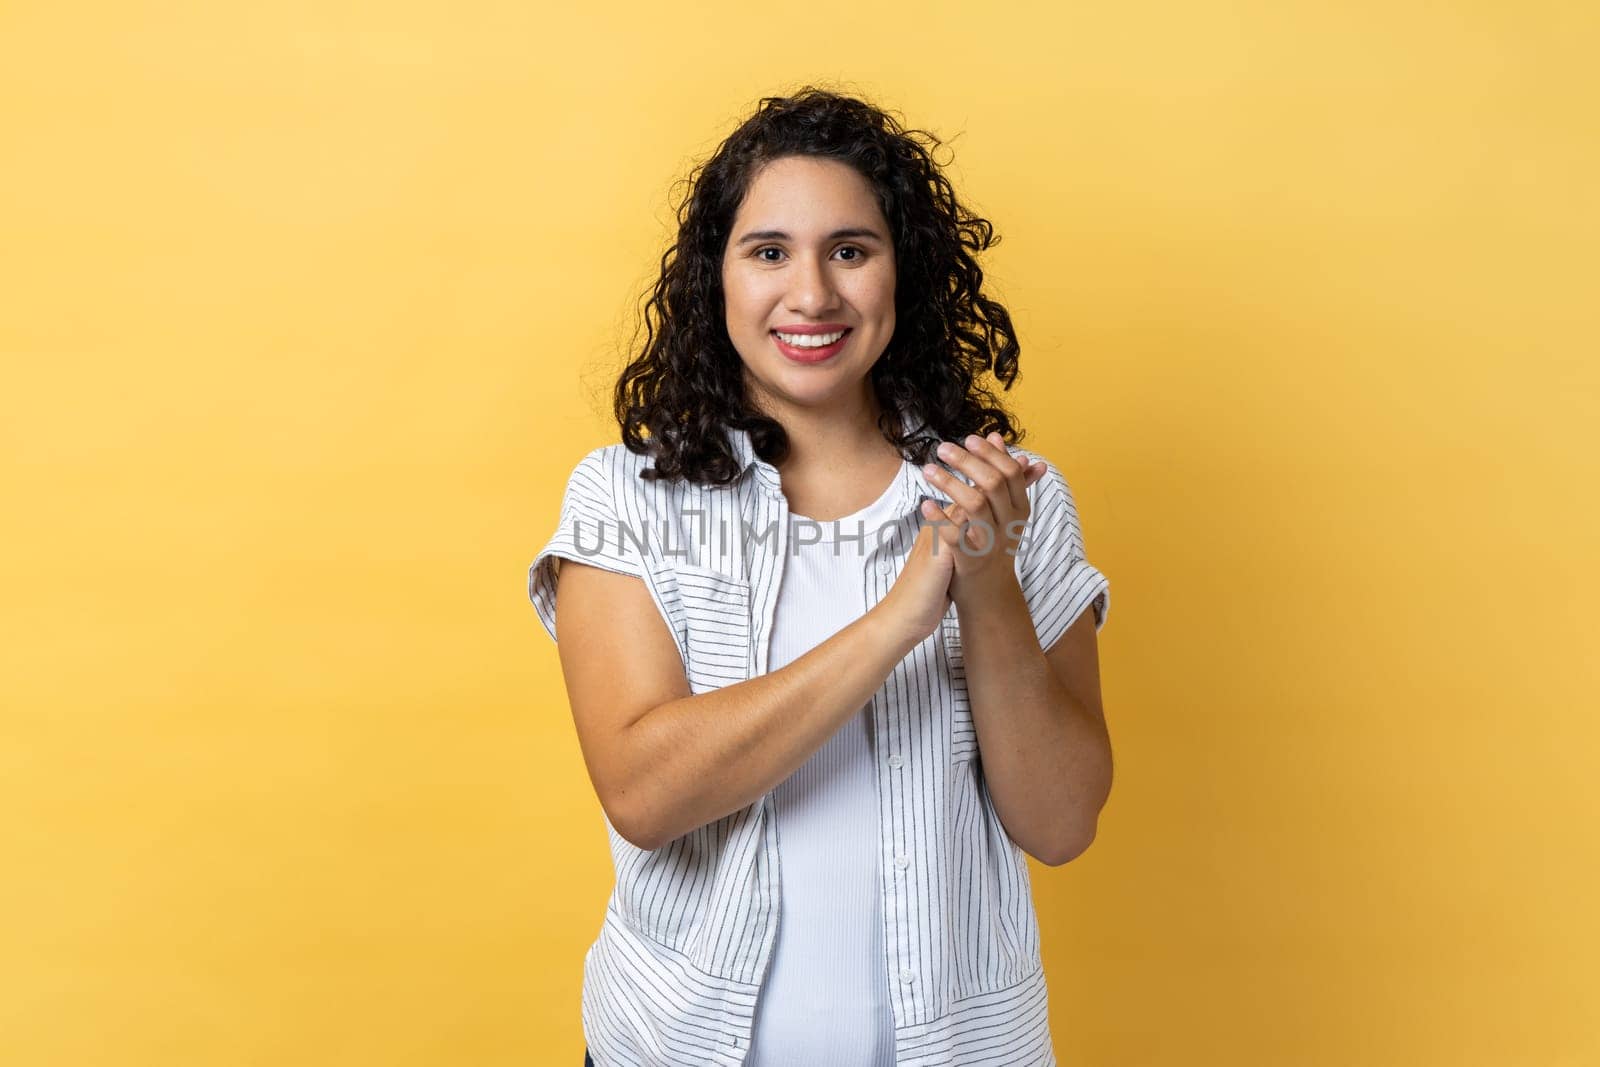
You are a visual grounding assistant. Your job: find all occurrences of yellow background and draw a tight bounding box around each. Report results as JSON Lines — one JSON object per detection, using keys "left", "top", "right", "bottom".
{"left": 3, "top": 1, "right": 1596, "bottom": 1064}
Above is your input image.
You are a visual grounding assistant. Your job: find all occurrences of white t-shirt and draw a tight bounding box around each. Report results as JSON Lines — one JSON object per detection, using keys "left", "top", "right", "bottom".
{"left": 746, "top": 471, "right": 907, "bottom": 1067}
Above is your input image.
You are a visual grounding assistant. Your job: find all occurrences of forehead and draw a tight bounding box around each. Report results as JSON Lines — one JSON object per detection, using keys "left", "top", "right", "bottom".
{"left": 734, "top": 156, "right": 882, "bottom": 227}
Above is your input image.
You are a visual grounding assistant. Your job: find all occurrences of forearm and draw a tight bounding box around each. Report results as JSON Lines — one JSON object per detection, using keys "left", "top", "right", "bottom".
{"left": 622, "top": 606, "right": 917, "bottom": 850}
{"left": 958, "top": 580, "right": 1112, "bottom": 864}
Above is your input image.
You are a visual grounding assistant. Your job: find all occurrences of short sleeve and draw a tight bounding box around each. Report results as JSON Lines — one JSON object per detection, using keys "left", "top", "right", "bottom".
{"left": 526, "top": 447, "right": 648, "bottom": 645}
{"left": 1014, "top": 456, "right": 1111, "bottom": 652}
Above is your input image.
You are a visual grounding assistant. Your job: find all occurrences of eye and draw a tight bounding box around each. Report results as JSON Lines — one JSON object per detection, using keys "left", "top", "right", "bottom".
{"left": 752, "top": 244, "right": 869, "bottom": 264}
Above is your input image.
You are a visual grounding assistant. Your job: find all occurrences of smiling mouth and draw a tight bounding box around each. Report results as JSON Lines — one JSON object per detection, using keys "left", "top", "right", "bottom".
{"left": 771, "top": 327, "right": 851, "bottom": 346}
{"left": 770, "top": 328, "right": 851, "bottom": 361}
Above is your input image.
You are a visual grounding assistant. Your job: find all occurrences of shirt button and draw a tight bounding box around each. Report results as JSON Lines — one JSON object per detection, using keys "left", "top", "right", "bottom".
{"left": 877, "top": 559, "right": 892, "bottom": 575}
{"left": 895, "top": 852, "right": 910, "bottom": 869}
{"left": 887, "top": 755, "right": 903, "bottom": 769}
{"left": 900, "top": 969, "right": 915, "bottom": 983}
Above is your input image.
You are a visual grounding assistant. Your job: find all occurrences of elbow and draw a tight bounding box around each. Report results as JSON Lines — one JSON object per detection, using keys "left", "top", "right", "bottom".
{"left": 599, "top": 715, "right": 668, "bottom": 851}
{"left": 601, "top": 772, "right": 664, "bottom": 852}
{"left": 606, "top": 785, "right": 665, "bottom": 852}
{"left": 606, "top": 809, "right": 639, "bottom": 851}
{"left": 609, "top": 802, "right": 662, "bottom": 852}
{"left": 1042, "top": 822, "right": 1097, "bottom": 867}
{"left": 1045, "top": 762, "right": 1112, "bottom": 866}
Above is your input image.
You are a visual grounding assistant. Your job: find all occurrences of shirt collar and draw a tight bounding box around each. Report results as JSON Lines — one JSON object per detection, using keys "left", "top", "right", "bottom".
{"left": 728, "top": 408, "right": 950, "bottom": 514}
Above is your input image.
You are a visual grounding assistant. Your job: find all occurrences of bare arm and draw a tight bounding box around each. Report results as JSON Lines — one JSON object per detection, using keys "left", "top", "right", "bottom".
{"left": 959, "top": 589, "right": 1110, "bottom": 865}
{"left": 552, "top": 558, "right": 923, "bottom": 852}
{"left": 623, "top": 606, "right": 913, "bottom": 850}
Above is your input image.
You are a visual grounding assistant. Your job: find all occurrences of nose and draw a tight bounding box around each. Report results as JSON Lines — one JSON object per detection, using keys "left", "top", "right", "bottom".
{"left": 785, "top": 252, "right": 841, "bottom": 315}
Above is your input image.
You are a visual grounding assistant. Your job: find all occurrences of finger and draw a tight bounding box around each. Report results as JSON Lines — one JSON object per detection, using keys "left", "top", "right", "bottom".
{"left": 926, "top": 444, "right": 994, "bottom": 527}
{"left": 938, "top": 497, "right": 1000, "bottom": 557}
{"left": 921, "top": 461, "right": 986, "bottom": 526}
{"left": 943, "top": 436, "right": 1015, "bottom": 521}
{"left": 919, "top": 498, "right": 968, "bottom": 558}
{"left": 977, "top": 432, "right": 1032, "bottom": 512}
{"left": 939, "top": 499, "right": 979, "bottom": 553}
{"left": 921, "top": 467, "right": 996, "bottom": 554}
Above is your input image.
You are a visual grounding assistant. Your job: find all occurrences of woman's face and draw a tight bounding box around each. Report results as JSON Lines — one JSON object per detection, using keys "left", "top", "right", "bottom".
{"left": 720, "top": 155, "right": 896, "bottom": 419}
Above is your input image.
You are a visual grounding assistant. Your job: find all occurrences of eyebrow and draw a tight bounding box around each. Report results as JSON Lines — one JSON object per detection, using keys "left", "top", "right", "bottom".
{"left": 733, "top": 227, "right": 887, "bottom": 247}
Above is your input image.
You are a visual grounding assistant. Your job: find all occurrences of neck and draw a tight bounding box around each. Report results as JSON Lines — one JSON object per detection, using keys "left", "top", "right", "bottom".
{"left": 764, "top": 394, "right": 898, "bottom": 476}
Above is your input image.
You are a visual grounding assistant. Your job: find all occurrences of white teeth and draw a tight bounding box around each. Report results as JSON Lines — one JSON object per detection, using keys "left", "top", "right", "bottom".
{"left": 774, "top": 329, "right": 846, "bottom": 347}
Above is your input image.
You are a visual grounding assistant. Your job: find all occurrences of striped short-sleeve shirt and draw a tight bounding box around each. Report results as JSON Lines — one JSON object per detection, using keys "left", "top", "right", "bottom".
{"left": 527, "top": 412, "right": 1110, "bottom": 1066}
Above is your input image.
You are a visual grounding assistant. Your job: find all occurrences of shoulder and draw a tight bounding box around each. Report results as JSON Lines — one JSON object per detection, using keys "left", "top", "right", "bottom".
{"left": 1003, "top": 445, "right": 1088, "bottom": 553}
{"left": 569, "top": 442, "right": 645, "bottom": 479}
{"left": 1001, "top": 445, "right": 1074, "bottom": 507}
{"left": 561, "top": 444, "right": 715, "bottom": 551}
{"left": 562, "top": 443, "right": 657, "bottom": 506}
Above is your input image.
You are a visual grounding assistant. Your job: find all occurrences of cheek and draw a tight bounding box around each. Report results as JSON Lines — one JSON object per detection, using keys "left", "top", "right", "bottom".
{"left": 720, "top": 286, "right": 753, "bottom": 326}
{"left": 723, "top": 274, "right": 771, "bottom": 319}
{"left": 849, "top": 268, "right": 895, "bottom": 315}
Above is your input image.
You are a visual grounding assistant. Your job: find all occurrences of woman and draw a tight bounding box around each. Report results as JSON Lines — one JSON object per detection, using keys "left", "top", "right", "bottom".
{"left": 530, "top": 86, "right": 1112, "bottom": 1067}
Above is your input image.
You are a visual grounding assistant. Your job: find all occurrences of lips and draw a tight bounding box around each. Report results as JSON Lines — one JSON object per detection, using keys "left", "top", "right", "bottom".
{"left": 771, "top": 327, "right": 851, "bottom": 363}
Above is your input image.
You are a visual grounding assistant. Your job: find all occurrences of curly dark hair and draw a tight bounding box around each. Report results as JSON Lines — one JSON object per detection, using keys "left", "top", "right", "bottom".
{"left": 615, "top": 84, "right": 1029, "bottom": 487}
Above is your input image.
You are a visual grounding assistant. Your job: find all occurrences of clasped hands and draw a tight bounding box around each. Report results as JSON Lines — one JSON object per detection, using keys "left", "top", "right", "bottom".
{"left": 918, "top": 432, "right": 1048, "bottom": 610}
